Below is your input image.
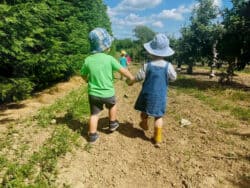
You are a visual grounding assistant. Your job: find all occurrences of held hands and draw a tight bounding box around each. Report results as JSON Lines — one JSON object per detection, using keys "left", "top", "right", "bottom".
{"left": 126, "top": 77, "right": 135, "bottom": 86}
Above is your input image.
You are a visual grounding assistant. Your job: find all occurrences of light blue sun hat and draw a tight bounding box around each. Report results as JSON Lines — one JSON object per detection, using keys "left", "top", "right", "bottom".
{"left": 89, "top": 27, "right": 113, "bottom": 53}
{"left": 143, "top": 33, "right": 174, "bottom": 57}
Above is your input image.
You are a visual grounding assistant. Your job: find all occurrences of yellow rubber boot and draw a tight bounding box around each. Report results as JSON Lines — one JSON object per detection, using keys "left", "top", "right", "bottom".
{"left": 154, "top": 127, "right": 162, "bottom": 147}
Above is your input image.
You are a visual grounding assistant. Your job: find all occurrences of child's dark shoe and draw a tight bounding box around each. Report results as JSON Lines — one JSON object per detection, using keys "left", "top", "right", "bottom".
{"left": 109, "top": 120, "right": 119, "bottom": 132}
{"left": 88, "top": 132, "right": 99, "bottom": 144}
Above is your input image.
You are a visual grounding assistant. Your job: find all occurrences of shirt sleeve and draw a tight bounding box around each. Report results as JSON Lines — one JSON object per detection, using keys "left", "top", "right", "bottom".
{"left": 135, "top": 63, "right": 147, "bottom": 81}
{"left": 168, "top": 63, "right": 177, "bottom": 81}
{"left": 111, "top": 56, "right": 123, "bottom": 71}
{"left": 80, "top": 60, "right": 88, "bottom": 76}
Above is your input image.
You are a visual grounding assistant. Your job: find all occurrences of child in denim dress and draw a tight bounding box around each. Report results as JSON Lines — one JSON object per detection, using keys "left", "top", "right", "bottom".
{"left": 128, "top": 33, "right": 177, "bottom": 147}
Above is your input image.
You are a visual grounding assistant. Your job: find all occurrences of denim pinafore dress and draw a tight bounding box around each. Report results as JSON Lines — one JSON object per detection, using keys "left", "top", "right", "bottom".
{"left": 134, "top": 62, "right": 169, "bottom": 117}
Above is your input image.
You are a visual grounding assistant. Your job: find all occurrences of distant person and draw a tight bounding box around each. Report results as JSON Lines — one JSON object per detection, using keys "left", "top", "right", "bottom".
{"left": 81, "top": 28, "right": 134, "bottom": 144}
{"left": 127, "top": 33, "right": 177, "bottom": 147}
{"left": 119, "top": 50, "right": 128, "bottom": 80}
{"left": 125, "top": 54, "right": 131, "bottom": 65}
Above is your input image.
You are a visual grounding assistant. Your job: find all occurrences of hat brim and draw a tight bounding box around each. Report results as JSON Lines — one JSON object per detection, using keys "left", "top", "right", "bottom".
{"left": 143, "top": 42, "right": 175, "bottom": 57}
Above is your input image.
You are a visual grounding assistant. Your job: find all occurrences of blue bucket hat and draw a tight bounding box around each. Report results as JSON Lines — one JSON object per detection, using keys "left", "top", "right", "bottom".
{"left": 89, "top": 28, "right": 113, "bottom": 53}
{"left": 143, "top": 33, "right": 174, "bottom": 57}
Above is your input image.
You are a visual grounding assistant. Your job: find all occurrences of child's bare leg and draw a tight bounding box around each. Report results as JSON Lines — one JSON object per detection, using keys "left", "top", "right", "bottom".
{"left": 155, "top": 117, "right": 163, "bottom": 128}
{"left": 88, "top": 114, "right": 99, "bottom": 143}
{"left": 108, "top": 104, "right": 119, "bottom": 131}
{"left": 109, "top": 104, "right": 117, "bottom": 121}
{"left": 139, "top": 112, "right": 149, "bottom": 130}
{"left": 89, "top": 114, "right": 99, "bottom": 133}
{"left": 154, "top": 117, "right": 163, "bottom": 147}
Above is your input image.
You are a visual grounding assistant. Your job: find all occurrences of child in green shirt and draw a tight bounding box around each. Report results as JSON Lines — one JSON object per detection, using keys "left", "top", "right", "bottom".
{"left": 81, "top": 28, "right": 134, "bottom": 143}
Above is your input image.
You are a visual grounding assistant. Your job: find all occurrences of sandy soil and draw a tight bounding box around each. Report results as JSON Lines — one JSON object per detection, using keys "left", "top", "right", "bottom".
{"left": 0, "top": 66, "right": 249, "bottom": 188}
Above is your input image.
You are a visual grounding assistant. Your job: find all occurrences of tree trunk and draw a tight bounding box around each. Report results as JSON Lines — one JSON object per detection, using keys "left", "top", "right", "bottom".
{"left": 187, "top": 64, "right": 193, "bottom": 74}
{"left": 209, "top": 41, "right": 218, "bottom": 78}
{"left": 219, "top": 58, "right": 236, "bottom": 84}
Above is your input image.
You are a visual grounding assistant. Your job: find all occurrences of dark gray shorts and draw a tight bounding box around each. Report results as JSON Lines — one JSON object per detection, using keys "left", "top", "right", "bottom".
{"left": 88, "top": 95, "right": 116, "bottom": 115}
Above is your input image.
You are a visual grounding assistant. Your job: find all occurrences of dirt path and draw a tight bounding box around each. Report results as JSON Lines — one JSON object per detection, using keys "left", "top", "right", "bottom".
{"left": 0, "top": 76, "right": 83, "bottom": 126}
{"left": 54, "top": 77, "right": 249, "bottom": 187}
{"left": 0, "top": 66, "right": 249, "bottom": 187}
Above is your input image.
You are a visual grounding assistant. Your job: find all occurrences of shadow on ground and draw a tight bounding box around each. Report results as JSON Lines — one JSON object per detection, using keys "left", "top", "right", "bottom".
{"left": 55, "top": 115, "right": 151, "bottom": 143}
{"left": 55, "top": 112, "right": 88, "bottom": 141}
{"left": 170, "top": 76, "right": 250, "bottom": 91}
{"left": 0, "top": 117, "right": 15, "bottom": 124}
{"left": 0, "top": 103, "right": 26, "bottom": 111}
{"left": 227, "top": 175, "right": 250, "bottom": 188}
{"left": 98, "top": 117, "right": 151, "bottom": 142}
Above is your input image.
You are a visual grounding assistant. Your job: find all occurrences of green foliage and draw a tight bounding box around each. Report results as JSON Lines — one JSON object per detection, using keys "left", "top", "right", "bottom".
{"left": 115, "top": 25, "right": 156, "bottom": 63}
{"left": 133, "top": 25, "right": 155, "bottom": 43}
{"left": 0, "top": 0, "right": 111, "bottom": 102}
{"left": 115, "top": 38, "right": 134, "bottom": 52}
{"left": 217, "top": 0, "right": 250, "bottom": 71}
{"left": 177, "top": 0, "right": 219, "bottom": 73}
{"left": 0, "top": 77, "right": 34, "bottom": 103}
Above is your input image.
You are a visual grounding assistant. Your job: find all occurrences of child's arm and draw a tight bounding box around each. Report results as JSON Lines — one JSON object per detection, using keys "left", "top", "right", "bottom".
{"left": 168, "top": 63, "right": 177, "bottom": 81}
{"left": 126, "top": 64, "right": 147, "bottom": 85}
{"left": 119, "top": 67, "right": 135, "bottom": 81}
{"left": 135, "top": 63, "right": 147, "bottom": 81}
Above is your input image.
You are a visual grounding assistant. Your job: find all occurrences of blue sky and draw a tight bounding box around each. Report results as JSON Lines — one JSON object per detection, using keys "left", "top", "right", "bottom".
{"left": 103, "top": 0, "right": 233, "bottom": 39}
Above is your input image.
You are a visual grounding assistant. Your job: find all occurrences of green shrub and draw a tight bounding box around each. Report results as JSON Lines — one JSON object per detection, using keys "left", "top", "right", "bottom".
{"left": 0, "top": 77, "right": 34, "bottom": 103}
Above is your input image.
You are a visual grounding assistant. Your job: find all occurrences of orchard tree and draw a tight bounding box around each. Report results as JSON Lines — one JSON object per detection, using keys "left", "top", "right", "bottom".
{"left": 133, "top": 25, "right": 155, "bottom": 43}
{"left": 179, "top": 0, "right": 219, "bottom": 74}
{"left": 115, "top": 38, "right": 134, "bottom": 52}
{"left": 132, "top": 25, "right": 155, "bottom": 62}
{"left": 217, "top": 0, "right": 250, "bottom": 83}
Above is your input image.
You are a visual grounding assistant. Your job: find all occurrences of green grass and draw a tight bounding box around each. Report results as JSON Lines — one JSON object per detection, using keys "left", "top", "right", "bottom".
{"left": 171, "top": 75, "right": 250, "bottom": 123}
{"left": 2, "top": 126, "right": 79, "bottom": 187}
{"left": 217, "top": 121, "right": 237, "bottom": 129}
{"left": 1, "top": 85, "right": 90, "bottom": 187}
{"left": 235, "top": 66, "right": 250, "bottom": 74}
{"left": 35, "top": 86, "right": 89, "bottom": 127}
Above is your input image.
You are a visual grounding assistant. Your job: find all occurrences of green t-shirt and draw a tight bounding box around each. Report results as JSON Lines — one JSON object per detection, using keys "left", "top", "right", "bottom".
{"left": 81, "top": 53, "right": 122, "bottom": 97}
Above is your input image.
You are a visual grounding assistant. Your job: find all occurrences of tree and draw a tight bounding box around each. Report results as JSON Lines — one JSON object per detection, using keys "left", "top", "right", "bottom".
{"left": 132, "top": 25, "right": 155, "bottom": 62}
{"left": 133, "top": 25, "right": 155, "bottom": 43}
{"left": 179, "top": 0, "right": 219, "bottom": 74}
{"left": 217, "top": 0, "right": 250, "bottom": 83}
{"left": 0, "top": 0, "right": 112, "bottom": 102}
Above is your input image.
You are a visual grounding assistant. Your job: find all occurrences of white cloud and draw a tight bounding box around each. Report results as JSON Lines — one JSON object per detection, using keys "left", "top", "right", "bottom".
{"left": 157, "top": 5, "right": 192, "bottom": 20}
{"left": 109, "top": 0, "right": 162, "bottom": 15}
{"left": 106, "top": 1, "right": 193, "bottom": 38}
{"left": 122, "top": 0, "right": 162, "bottom": 9}
{"left": 212, "top": 0, "right": 222, "bottom": 7}
{"left": 152, "top": 21, "right": 164, "bottom": 28}
{"left": 107, "top": 6, "right": 117, "bottom": 17}
{"left": 111, "top": 13, "right": 147, "bottom": 27}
